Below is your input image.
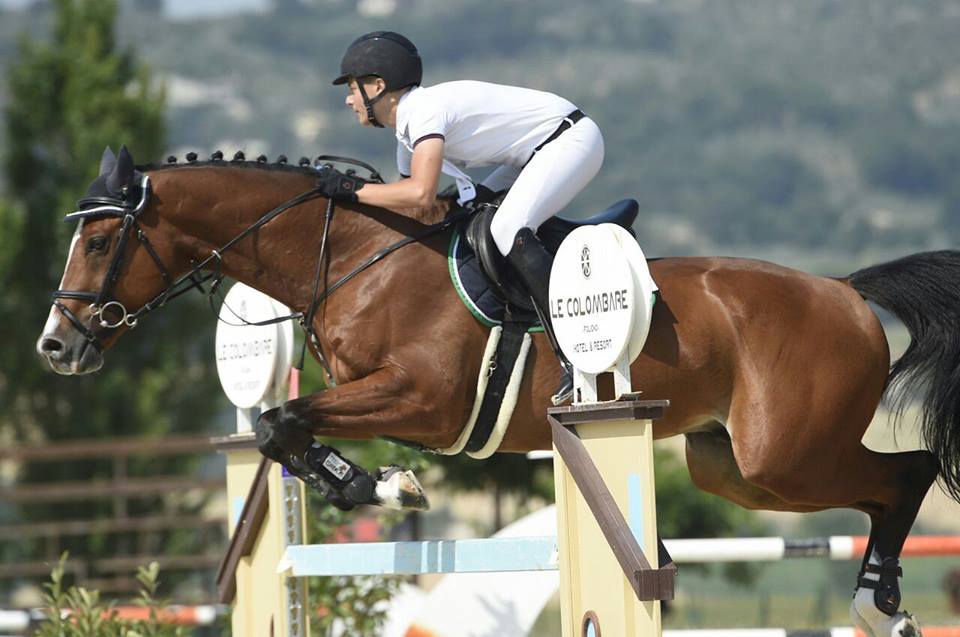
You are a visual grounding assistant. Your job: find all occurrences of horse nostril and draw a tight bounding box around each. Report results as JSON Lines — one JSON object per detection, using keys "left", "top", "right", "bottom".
{"left": 40, "top": 336, "right": 65, "bottom": 355}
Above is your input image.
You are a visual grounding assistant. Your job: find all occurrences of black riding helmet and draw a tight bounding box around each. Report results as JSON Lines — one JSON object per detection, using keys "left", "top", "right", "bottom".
{"left": 332, "top": 31, "right": 422, "bottom": 128}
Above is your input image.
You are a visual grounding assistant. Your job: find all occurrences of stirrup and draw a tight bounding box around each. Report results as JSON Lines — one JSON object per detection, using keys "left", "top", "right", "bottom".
{"left": 551, "top": 365, "right": 574, "bottom": 406}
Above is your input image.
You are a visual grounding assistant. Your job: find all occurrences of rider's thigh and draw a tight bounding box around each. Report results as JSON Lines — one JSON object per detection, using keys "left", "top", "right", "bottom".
{"left": 490, "top": 118, "right": 604, "bottom": 255}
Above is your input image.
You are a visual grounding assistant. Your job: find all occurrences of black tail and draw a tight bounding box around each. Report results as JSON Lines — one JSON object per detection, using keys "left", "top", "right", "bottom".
{"left": 849, "top": 250, "right": 960, "bottom": 501}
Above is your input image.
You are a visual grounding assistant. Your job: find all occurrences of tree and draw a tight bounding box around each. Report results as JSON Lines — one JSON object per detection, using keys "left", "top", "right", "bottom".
{"left": 432, "top": 452, "right": 555, "bottom": 532}
{"left": 1, "top": 0, "right": 223, "bottom": 585}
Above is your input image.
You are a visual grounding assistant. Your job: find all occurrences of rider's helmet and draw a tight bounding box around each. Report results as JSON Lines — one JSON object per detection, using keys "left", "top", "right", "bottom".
{"left": 332, "top": 31, "right": 422, "bottom": 90}
{"left": 332, "top": 31, "right": 422, "bottom": 128}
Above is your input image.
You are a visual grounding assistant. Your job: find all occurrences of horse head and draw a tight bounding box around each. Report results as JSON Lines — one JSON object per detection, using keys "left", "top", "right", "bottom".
{"left": 36, "top": 145, "right": 184, "bottom": 374}
{"left": 35, "top": 145, "right": 457, "bottom": 381}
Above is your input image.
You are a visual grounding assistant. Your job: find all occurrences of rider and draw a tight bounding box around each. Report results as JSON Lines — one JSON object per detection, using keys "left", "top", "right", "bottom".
{"left": 321, "top": 31, "right": 605, "bottom": 404}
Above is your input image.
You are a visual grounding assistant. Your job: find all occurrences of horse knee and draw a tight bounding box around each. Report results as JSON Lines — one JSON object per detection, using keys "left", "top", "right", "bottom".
{"left": 256, "top": 404, "right": 314, "bottom": 459}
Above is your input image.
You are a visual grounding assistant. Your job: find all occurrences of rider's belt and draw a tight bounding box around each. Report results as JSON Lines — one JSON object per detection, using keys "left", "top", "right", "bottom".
{"left": 526, "top": 109, "right": 586, "bottom": 166}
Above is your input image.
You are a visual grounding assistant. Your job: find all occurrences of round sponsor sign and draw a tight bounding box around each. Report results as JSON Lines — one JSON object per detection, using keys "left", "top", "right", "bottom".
{"left": 215, "top": 283, "right": 294, "bottom": 408}
{"left": 548, "top": 224, "right": 635, "bottom": 374}
{"left": 606, "top": 224, "right": 658, "bottom": 363}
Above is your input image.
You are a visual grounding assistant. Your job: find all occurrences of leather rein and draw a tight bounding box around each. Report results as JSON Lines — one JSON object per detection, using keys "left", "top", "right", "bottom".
{"left": 50, "top": 158, "right": 472, "bottom": 378}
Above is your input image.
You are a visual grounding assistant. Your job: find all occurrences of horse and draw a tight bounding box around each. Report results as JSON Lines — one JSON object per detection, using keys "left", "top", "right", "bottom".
{"left": 37, "top": 146, "right": 960, "bottom": 637}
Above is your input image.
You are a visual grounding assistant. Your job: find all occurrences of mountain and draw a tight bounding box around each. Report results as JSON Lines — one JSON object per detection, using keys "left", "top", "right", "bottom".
{"left": 2, "top": 0, "right": 958, "bottom": 270}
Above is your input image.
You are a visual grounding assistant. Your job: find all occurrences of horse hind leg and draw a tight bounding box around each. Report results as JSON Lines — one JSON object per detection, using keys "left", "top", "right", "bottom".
{"left": 684, "top": 425, "right": 827, "bottom": 513}
{"left": 847, "top": 448, "right": 939, "bottom": 637}
{"left": 684, "top": 423, "right": 935, "bottom": 637}
{"left": 730, "top": 420, "right": 938, "bottom": 637}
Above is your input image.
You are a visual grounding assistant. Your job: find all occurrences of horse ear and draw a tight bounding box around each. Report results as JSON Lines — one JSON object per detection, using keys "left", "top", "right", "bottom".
{"left": 99, "top": 146, "right": 117, "bottom": 176}
{"left": 107, "top": 145, "right": 135, "bottom": 193}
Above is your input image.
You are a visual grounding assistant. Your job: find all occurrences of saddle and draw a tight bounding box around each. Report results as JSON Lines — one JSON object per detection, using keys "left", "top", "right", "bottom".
{"left": 463, "top": 198, "right": 640, "bottom": 314}
{"left": 436, "top": 197, "right": 641, "bottom": 457}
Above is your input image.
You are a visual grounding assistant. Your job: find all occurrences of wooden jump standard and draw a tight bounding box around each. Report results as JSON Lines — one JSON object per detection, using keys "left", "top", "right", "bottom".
{"left": 215, "top": 398, "right": 675, "bottom": 637}
{"left": 548, "top": 398, "right": 675, "bottom": 636}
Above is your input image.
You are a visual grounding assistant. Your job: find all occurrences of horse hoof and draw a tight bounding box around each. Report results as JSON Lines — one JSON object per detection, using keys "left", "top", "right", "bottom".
{"left": 375, "top": 467, "right": 430, "bottom": 511}
{"left": 872, "top": 610, "right": 921, "bottom": 637}
{"left": 894, "top": 612, "right": 922, "bottom": 637}
{"left": 852, "top": 586, "right": 924, "bottom": 637}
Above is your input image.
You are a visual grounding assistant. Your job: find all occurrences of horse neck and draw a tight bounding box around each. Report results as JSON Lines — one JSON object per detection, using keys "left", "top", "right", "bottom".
{"left": 148, "top": 165, "right": 454, "bottom": 313}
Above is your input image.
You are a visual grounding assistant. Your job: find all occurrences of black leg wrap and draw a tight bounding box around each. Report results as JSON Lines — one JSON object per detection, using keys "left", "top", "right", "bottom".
{"left": 303, "top": 442, "right": 377, "bottom": 506}
{"left": 856, "top": 557, "right": 903, "bottom": 616}
{"left": 255, "top": 408, "right": 375, "bottom": 511}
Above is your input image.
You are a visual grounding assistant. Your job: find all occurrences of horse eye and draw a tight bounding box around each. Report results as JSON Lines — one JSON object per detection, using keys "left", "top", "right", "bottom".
{"left": 86, "top": 235, "right": 108, "bottom": 253}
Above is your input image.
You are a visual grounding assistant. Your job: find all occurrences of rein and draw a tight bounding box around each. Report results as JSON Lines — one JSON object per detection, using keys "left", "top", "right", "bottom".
{"left": 294, "top": 201, "right": 469, "bottom": 375}
{"left": 51, "top": 162, "right": 472, "bottom": 374}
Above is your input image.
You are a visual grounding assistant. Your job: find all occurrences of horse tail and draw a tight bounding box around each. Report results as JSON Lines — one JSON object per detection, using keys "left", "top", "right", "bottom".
{"left": 848, "top": 249, "right": 960, "bottom": 501}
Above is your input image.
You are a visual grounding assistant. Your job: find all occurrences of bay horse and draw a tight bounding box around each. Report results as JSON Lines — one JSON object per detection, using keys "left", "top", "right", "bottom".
{"left": 37, "top": 147, "right": 960, "bottom": 637}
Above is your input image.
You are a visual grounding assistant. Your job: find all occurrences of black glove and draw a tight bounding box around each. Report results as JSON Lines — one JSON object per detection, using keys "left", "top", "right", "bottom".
{"left": 317, "top": 166, "right": 365, "bottom": 203}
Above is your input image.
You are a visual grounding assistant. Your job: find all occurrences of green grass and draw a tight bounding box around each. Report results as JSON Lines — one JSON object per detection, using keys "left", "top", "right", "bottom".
{"left": 671, "top": 557, "right": 960, "bottom": 628}
{"left": 531, "top": 556, "right": 960, "bottom": 635}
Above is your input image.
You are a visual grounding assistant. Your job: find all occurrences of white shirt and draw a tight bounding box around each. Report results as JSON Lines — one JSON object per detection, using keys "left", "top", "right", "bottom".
{"left": 395, "top": 81, "right": 577, "bottom": 200}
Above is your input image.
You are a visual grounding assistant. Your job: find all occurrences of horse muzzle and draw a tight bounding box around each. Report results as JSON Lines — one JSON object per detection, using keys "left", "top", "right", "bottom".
{"left": 36, "top": 319, "right": 104, "bottom": 376}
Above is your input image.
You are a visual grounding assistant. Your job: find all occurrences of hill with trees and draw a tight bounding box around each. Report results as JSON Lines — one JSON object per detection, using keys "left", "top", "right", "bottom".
{"left": 2, "top": 0, "right": 955, "bottom": 271}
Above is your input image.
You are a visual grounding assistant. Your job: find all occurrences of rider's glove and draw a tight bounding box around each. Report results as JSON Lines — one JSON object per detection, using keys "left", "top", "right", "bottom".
{"left": 317, "top": 166, "right": 365, "bottom": 203}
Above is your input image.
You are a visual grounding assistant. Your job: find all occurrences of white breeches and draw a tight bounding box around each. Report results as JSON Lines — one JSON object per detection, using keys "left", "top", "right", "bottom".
{"left": 489, "top": 117, "right": 605, "bottom": 256}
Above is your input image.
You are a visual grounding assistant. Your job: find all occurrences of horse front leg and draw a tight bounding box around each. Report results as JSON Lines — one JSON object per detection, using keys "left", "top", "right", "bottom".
{"left": 255, "top": 367, "right": 433, "bottom": 512}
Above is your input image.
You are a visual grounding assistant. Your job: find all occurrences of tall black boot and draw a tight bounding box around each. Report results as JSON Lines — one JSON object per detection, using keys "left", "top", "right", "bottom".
{"left": 506, "top": 227, "right": 574, "bottom": 405}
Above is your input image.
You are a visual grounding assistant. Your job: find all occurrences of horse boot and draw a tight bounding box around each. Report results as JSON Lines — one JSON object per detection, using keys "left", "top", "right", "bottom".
{"left": 255, "top": 415, "right": 364, "bottom": 511}
{"left": 304, "top": 443, "right": 430, "bottom": 511}
{"left": 850, "top": 555, "right": 921, "bottom": 637}
{"left": 256, "top": 408, "right": 430, "bottom": 511}
{"left": 506, "top": 227, "right": 574, "bottom": 405}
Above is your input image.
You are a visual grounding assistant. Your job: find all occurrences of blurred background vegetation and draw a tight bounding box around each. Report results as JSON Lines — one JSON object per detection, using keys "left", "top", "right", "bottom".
{"left": 1, "top": 0, "right": 959, "bottom": 633}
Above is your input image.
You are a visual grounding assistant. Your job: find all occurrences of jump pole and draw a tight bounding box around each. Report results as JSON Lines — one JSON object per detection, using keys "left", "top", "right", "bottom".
{"left": 210, "top": 283, "right": 307, "bottom": 637}
{"left": 547, "top": 223, "right": 673, "bottom": 637}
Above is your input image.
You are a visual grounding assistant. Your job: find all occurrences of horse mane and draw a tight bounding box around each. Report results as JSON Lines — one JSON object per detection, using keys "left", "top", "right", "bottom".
{"left": 139, "top": 153, "right": 458, "bottom": 223}
{"left": 138, "top": 155, "right": 324, "bottom": 177}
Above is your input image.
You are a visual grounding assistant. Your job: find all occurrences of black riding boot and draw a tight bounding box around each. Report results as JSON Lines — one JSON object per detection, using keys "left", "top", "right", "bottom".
{"left": 506, "top": 227, "right": 574, "bottom": 405}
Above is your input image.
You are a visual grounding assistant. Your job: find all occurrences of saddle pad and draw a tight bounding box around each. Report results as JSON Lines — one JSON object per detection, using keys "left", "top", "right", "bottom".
{"left": 448, "top": 226, "right": 659, "bottom": 349}
{"left": 448, "top": 230, "right": 542, "bottom": 330}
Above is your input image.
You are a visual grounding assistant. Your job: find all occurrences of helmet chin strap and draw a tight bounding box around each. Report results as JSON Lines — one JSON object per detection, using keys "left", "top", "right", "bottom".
{"left": 357, "top": 82, "right": 386, "bottom": 128}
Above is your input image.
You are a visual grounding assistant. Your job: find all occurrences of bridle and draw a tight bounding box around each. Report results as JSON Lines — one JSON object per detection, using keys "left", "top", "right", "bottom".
{"left": 50, "top": 166, "right": 331, "bottom": 353}
{"left": 51, "top": 173, "right": 200, "bottom": 349}
{"left": 49, "top": 158, "right": 475, "bottom": 375}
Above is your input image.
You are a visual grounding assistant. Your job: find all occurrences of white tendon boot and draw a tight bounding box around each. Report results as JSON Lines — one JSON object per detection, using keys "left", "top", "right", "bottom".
{"left": 849, "top": 551, "right": 922, "bottom": 637}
